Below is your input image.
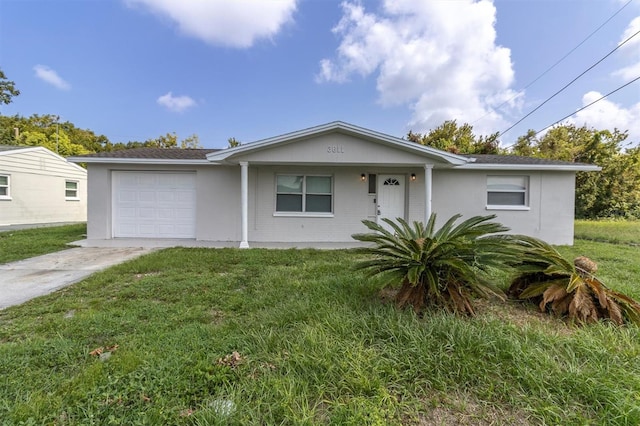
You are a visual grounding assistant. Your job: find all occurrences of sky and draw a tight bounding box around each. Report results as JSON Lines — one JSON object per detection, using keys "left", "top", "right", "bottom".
{"left": 0, "top": 0, "right": 639, "bottom": 149}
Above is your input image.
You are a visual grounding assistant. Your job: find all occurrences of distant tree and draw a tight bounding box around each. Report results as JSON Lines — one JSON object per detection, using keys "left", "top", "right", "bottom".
{"left": 145, "top": 132, "right": 178, "bottom": 149}
{"left": 0, "top": 68, "right": 20, "bottom": 105}
{"left": 181, "top": 134, "right": 202, "bottom": 149}
{"left": 511, "top": 124, "right": 640, "bottom": 219}
{"left": 227, "top": 137, "right": 241, "bottom": 148}
{"left": 407, "top": 120, "right": 501, "bottom": 154}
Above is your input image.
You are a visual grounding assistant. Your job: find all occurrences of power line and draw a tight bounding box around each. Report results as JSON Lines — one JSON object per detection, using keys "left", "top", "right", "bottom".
{"left": 533, "top": 75, "right": 640, "bottom": 136}
{"left": 471, "top": 0, "right": 635, "bottom": 126}
{"left": 498, "top": 27, "right": 640, "bottom": 137}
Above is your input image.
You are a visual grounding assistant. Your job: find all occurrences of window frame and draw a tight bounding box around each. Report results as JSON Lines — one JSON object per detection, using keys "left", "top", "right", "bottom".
{"left": 274, "top": 174, "right": 334, "bottom": 217}
{"left": 486, "top": 175, "right": 530, "bottom": 211}
{"left": 0, "top": 174, "right": 10, "bottom": 200}
{"left": 65, "top": 180, "right": 80, "bottom": 201}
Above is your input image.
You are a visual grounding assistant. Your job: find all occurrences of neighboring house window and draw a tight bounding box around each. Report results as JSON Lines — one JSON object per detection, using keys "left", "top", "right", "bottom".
{"left": 487, "top": 175, "right": 528, "bottom": 208}
{"left": 65, "top": 180, "right": 79, "bottom": 200}
{"left": 0, "top": 175, "right": 10, "bottom": 199}
{"left": 276, "top": 175, "right": 332, "bottom": 213}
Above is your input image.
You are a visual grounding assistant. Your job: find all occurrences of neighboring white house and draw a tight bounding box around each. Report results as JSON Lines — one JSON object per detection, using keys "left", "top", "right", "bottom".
{"left": 68, "top": 122, "right": 599, "bottom": 247}
{"left": 0, "top": 145, "right": 87, "bottom": 226}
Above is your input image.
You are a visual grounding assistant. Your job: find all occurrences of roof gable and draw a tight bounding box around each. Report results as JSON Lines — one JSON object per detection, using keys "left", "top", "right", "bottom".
{"left": 206, "top": 121, "right": 471, "bottom": 166}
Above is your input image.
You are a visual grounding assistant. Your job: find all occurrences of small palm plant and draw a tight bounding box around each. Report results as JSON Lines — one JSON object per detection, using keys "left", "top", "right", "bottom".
{"left": 507, "top": 236, "right": 640, "bottom": 325}
{"left": 352, "top": 214, "right": 520, "bottom": 315}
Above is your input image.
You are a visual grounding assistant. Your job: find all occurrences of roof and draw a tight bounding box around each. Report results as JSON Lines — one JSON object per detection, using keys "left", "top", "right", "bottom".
{"left": 68, "top": 147, "right": 220, "bottom": 164}
{"left": 460, "top": 154, "right": 600, "bottom": 171}
{"left": 66, "top": 123, "right": 600, "bottom": 172}
{"left": 206, "top": 121, "right": 471, "bottom": 166}
{"left": 0, "top": 145, "right": 29, "bottom": 153}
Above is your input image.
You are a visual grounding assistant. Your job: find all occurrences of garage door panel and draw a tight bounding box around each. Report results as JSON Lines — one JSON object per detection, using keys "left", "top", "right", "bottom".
{"left": 113, "top": 172, "right": 196, "bottom": 239}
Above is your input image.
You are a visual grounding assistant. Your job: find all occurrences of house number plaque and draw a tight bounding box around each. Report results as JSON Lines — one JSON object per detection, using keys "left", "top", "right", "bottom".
{"left": 327, "top": 145, "right": 345, "bottom": 154}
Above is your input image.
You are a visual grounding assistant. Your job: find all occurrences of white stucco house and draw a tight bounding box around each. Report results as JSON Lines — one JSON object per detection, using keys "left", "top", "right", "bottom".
{"left": 68, "top": 122, "right": 599, "bottom": 247}
{"left": 0, "top": 145, "right": 87, "bottom": 226}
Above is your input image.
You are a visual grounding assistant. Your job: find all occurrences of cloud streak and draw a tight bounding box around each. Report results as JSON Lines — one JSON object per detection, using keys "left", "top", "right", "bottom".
{"left": 33, "top": 65, "right": 71, "bottom": 90}
{"left": 157, "top": 91, "right": 197, "bottom": 112}
{"left": 125, "top": 0, "right": 298, "bottom": 48}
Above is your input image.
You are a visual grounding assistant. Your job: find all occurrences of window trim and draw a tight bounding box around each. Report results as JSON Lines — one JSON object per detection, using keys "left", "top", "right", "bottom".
{"left": 65, "top": 180, "right": 80, "bottom": 201}
{"left": 274, "top": 174, "right": 334, "bottom": 217}
{"left": 485, "top": 175, "right": 530, "bottom": 211}
{"left": 0, "top": 174, "right": 11, "bottom": 200}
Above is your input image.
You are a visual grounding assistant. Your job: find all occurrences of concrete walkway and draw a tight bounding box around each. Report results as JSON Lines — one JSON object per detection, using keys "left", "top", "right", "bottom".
{"left": 0, "top": 247, "right": 155, "bottom": 310}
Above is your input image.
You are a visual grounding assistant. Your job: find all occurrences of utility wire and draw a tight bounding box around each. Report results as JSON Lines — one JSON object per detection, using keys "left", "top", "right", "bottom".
{"left": 532, "top": 75, "right": 640, "bottom": 136}
{"left": 498, "top": 28, "right": 640, "bottom": 137}
{"left": 471, "top": 0, "right": 635, "bottom": 125}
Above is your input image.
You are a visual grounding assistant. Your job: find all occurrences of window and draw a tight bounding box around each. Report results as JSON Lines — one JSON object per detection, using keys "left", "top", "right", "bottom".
{"left": 368, "top": 174, "right": 377, "bottom": 194}
{"left": 276, "top": 175, "right": 332, "bottom": 213}
{"left": 65, "top": 180, "right": 79, "bottom": 200}
{"left": 0, "top": 175, "right": 9, "bottom": 199}
{"left": 487, "top": 176, "right": 528, "bottom": 207}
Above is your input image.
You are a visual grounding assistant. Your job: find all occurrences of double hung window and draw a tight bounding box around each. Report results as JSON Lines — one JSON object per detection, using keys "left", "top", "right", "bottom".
{"left": 487, "top": 176, "right": 528, "bottom": 208}
{"left": 0, "top": 175, "right": 9, "bottom": 199}
{"left": 276, "top": 175, "right": 332, "bottom": 214}
{"left": 65, "top": 180, "right": 79, "bottom": 200}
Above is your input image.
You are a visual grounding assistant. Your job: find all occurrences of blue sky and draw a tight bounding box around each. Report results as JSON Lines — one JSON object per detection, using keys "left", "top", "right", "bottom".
{"left": 1, "top": 0, "right": 638, "bottom": 149}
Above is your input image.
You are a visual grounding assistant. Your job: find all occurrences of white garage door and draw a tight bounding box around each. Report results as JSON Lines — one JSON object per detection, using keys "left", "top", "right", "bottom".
{"left": 112, "top": 171, "right": 196, "bottom": 238}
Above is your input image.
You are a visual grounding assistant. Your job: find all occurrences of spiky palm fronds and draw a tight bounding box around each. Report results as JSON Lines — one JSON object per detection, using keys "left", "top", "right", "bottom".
{"left": 352, "top": 214, "right": 520, "bottom": 315}
{"left": 508, "top": 236, "right": 640, "bottom": 325}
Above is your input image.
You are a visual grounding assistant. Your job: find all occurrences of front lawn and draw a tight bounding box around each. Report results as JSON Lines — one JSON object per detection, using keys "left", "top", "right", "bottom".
{"left": 575, "top": 219, "right": 640, "bottom": 245}
{"left": 0, "top": 223, "right": 87, "bottom": 264}
{"left": 1, "top": 241, "right": 639, "bottom": 424}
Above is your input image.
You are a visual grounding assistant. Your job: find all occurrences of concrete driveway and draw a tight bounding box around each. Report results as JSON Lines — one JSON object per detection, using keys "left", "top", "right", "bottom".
{"left": 0, "top": 247, "right": 155, "bottom": 310}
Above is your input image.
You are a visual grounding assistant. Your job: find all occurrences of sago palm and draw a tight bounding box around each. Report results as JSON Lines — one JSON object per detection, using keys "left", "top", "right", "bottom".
{"left": 507, "top": 236, "right": 640, "bottom": 325}
{"left": 352, "top": 214, "right": 520, "bottom": 315}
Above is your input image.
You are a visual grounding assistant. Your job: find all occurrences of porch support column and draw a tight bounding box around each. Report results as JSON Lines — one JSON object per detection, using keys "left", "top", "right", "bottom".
{"left": 239, "top": 161, "right": 250, "bottom": 249}
{"left": 424, "top": 164, "right": 433, "bottom": 223}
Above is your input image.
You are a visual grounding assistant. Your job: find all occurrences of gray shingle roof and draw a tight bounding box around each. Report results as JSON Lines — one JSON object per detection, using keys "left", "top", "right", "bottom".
{"left": 463, "top": 154, "right": 590, "bottom": 167}
{"left": 0, "top": 145, "right": 27, "bottom": 152}
{"left": 75, "top": 147, "right": 220, "bottom": 160}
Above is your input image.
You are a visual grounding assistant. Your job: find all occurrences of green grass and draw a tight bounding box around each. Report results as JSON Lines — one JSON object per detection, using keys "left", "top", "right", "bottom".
{"left": 1, "top": 234, "right": 639, "bottom": 425}
{"left": 575, "top": 219, "right": 640, "bottom": 245}
{"left": 0, "top": 224, "right": 87, "bottom": 264}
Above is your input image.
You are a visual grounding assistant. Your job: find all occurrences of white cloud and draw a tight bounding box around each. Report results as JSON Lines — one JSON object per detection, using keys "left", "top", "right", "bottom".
{"left": 125, "top": 0, "right": 297, "bottom": 48}
{"left": 33, "top": 65, "right": 71, "bottom": 90}
{"left": 568, "top": 91, "right": 640, "bottom": 142}
{"left": 317, "top": 0, "right": 518, "bottom": 136}
{"left": 613, "top": 16, "right": 640, "bottom": 80}
{"left": 157, "top": 91, "right": 197, "bottom": 112}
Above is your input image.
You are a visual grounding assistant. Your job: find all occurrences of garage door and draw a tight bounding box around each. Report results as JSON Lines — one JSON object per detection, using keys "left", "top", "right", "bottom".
{"left": 112, "top": 171, "right": 196, "bottom": 238}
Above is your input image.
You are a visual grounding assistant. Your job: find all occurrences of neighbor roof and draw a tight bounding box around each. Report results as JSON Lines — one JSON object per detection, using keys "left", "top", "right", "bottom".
{"left": 68, "top": 147, "right": 220, "bottom": 164}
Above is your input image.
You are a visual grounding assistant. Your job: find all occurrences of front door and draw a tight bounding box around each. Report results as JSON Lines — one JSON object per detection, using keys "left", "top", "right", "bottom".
{"left": 377, "top": 174, "right": 405, "bottom": 232}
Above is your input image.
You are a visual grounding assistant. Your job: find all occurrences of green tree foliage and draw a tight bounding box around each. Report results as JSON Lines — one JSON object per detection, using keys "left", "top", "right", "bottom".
{"left": 511, "top": 124, "right": 640, "bottom": 219}
{"left": 407, "top": 120, "right": 501, "bottom": 154}
{"left": 0, "top": 69, "right": 20, "bottom": 105}
{"left": 227, "top": 137, "right": 241, "bottom": 148}
{"left": 181, "top": 134, "right": 202, "bottom": 149}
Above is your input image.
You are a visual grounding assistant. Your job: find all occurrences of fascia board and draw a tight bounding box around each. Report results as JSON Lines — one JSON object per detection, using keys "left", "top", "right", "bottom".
{"left": 457, "top": 163, "right": 601, "bottom": 172}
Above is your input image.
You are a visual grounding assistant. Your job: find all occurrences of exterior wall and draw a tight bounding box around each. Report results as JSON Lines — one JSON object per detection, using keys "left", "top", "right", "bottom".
{"left": 247, "top": 165, "right": 426, "bottom": 242}
{"left": 234, "top": 133, "right": 448, "bottom": 166}
{"left": 0, "top": 149, "right": 87, "bottom": 225}
{"left": 86, "top": 163, "right": 242, "bottom": 241}
{"left": 432, "top": 169, "right": 576, "bottom": 245}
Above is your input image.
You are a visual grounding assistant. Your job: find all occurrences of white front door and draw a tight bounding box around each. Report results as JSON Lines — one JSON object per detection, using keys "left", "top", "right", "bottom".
{"left": 377, "top": 174, "right": 405, "bottom": 231}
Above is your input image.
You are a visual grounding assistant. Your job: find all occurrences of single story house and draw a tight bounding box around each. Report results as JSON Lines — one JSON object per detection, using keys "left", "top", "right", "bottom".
{"left": 68, "top": 121, "right": 599, "bottom": 247}
{"left": 0, "top": 145, "right": 87, "bottom": 226}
